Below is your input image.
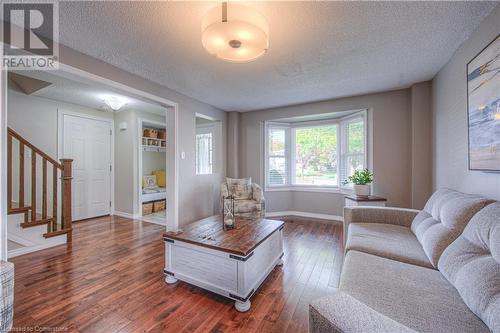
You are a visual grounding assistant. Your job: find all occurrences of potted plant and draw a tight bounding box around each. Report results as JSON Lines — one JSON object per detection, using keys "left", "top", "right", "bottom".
{"left": 342, "top": 168, "right": 374, "bottom": 197}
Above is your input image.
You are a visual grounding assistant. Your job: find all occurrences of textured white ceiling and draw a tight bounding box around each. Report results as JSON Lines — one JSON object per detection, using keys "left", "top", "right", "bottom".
{"left": 9, "top": 70, "right": 166, "bottom": 115}
{"left": 55, "top": 1, "right": 497, "bottom": 111}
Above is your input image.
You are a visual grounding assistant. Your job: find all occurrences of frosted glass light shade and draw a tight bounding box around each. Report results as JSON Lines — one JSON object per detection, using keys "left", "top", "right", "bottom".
{"left": 102, "top": 96, "right": 128, "bottom": 111}
{"left": 202, "top": 3, "right": 269, "bottom": 63}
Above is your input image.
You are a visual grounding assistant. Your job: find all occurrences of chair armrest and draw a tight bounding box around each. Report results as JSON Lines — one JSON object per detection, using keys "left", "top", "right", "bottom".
{"left": 343, "top": 207, "right": 420, "bottom": 247}
{"left": 309, "top": 292, "right": 416, "bottom": 333}
{"left": 252, "top": 183, "right": 264, "bottom": 203}
{"left": 221, "top": 183, "right": 229, "bottom": 198}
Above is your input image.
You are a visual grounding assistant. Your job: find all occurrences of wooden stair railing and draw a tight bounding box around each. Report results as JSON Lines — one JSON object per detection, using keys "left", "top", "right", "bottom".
{"left": 7, "top": 127, "right": 73, "bottom": 241}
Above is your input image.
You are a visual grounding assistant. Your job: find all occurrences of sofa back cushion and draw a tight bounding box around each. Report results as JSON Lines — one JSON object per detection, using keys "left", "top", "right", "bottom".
{"left": 438, "top": 202, "right": 500, "bottom": 332}
{"left": 226, "top": 177, "right": 252, "bottom": 200}
{"left": 411, "top": 189, "right": 493, "bottom": 267}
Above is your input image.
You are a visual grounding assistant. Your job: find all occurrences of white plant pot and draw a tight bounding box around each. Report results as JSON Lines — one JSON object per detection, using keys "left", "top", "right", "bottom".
{"left": 354, "top": 184, "right": 370, "bottom": 197}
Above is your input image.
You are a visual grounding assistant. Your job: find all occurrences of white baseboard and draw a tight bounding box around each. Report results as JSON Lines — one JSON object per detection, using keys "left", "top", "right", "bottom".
{"left": 140, "top": 217, "right": 167, "bottom": 226}
{"left": 114, "top": 211, "right": 166, "bottom": 226}
{"left": 266, "top": 211, "right": 343, "bottom": 222}
{"left": 8, "top": 235, "right": 66, "bottom": 258}
{"left": 113, "top": 211, "right": 140, "bottom": 219}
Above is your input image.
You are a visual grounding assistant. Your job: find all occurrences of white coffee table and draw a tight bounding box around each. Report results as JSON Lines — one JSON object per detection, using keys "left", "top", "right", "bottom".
{"left": 163, "top": 215, "right": 284, "bottom": 312}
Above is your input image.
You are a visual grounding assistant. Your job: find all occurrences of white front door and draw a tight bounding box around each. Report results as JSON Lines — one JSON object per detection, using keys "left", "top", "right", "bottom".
{"left": 62, "top": 114, "right": 111, "bottom": 221}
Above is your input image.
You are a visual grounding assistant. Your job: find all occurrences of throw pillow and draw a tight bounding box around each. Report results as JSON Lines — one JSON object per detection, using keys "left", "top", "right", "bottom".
{"left": 226, "top": 177, "right": 252, "bottom": 200}
{"left": 142, "top": 175, "right": 158, "bottom": 189}
{"left": 152, "top": 170, "right": 166, "bottom": 187}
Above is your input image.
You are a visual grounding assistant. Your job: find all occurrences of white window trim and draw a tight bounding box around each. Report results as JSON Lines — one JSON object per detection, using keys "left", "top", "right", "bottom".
{"left": 264, "top": 123, "right": 290, "bottom": 186}
{"left": 339, "top": 111, "right": 368, "bottom": 190}
{"left": 264, "top": 110, "right": 368, "bottom": 193}
{"left": 196, "top": 125, "right": 214, "bottom": 175}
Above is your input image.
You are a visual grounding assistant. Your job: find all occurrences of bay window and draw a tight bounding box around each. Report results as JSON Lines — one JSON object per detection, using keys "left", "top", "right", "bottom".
{"left": 265, "top": 111, "right": 367, "bottom": 190}
{"left": 268, "top": 126, "right": 288, "bottom": 185}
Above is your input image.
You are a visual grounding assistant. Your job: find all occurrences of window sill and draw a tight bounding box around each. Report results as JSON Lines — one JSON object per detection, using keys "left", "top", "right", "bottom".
{"left": 265, "top": 186, "right": 353, "bottom": 194}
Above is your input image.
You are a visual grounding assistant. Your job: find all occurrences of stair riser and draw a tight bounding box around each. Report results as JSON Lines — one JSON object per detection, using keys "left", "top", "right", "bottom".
{"left": 8, "top": 214, "right": 66, "bottom": 246}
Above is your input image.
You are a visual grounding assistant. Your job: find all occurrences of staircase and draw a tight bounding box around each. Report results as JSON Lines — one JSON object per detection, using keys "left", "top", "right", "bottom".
{"left": 7, "top": 127, "right": 73, "bottom": 247}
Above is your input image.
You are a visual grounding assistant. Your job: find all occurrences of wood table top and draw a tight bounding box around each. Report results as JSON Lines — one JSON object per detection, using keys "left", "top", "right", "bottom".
{"left": 344, "top": 195, "right": 387, "bottom": 202}
{"left": 163, "top": 215, "right": 284, "bottom": 257}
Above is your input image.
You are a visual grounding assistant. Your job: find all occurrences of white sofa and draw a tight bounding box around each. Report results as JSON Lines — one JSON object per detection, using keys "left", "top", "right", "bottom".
{"left": 309, "top": 189, "right": 499, "bottom": 333}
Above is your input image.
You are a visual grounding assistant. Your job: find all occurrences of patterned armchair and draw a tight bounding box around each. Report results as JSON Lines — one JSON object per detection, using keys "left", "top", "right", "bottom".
{"left": 221, "top": 177, "right": 266, "bottom": 218}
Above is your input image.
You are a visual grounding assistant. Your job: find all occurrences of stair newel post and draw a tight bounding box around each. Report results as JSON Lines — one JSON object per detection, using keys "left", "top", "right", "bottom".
{"left": 31, "top": 153, "right": 36, "bottom": 223}
{"left": 42, "top": 158, "right": 48, "bottom": 233}
{"left": 52, "top": 166, "right": 58, "bottom": 233}
{"left": 19, "top": 143, "right": 24, "bottom": 208}
{"left": 60, "top": 159, "right": 73, "bottom": 242}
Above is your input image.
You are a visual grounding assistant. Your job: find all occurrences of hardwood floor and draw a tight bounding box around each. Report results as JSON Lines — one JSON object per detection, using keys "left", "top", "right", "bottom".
{"left": 11, "top": 215, "right": 343, "bottom": 333}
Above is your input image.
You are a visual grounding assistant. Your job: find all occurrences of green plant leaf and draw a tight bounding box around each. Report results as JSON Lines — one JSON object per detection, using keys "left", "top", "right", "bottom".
{"left": 342, "top": 168, "right": 373, "bottom": 185}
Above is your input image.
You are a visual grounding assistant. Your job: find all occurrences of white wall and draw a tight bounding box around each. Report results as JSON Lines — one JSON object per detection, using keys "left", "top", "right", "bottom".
{"left": 432, "top": 5, "right": 500, "bottom": 200}
{"left": 238, "top": 86, "right": 433, "bottom": 216}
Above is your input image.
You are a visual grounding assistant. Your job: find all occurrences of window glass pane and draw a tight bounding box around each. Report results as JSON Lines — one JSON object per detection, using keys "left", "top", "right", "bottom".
{"left": 347, "top": 154, "right": 364, "bottom": 177}
{"left": 196, "top": 133, "right": 212, "bottom": 174}
{"left": 269, "top": 128, "right": 286, "bottom": 156}
{"left": 269, "top": 157, "right": 286, "bottom": 185}
{"left": 348, "top": 120, "right": 364, "bottom": 154}
{"left": 294, "top": 126, "right": 338, "bottom": 186}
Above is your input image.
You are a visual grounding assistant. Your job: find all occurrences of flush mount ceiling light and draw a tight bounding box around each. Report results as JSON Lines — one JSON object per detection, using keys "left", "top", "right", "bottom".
{"left": 102, "top": 95, "right": 128, "bottom": 112}
{"left": 202, "top": 2, "right": 269, "bottom": 63}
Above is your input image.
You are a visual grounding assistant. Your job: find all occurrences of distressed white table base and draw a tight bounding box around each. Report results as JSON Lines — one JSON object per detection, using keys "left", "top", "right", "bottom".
{"left": 235, "top": 300, "right": 251, "bottom": 312}
{"left": 165, "top": 274, "right": 178, "bottom": 284}
{"left": 164, "top": 227, "right": 284, "bottom": 312}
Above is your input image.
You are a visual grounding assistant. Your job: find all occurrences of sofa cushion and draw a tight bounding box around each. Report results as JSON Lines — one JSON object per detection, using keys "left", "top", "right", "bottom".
{"left": 411, "top": 188, "right": 464, "bottom": 232}
{"left": 340, "top": 251, "right": 490, "bottom": 333}
{"left": 438, "top": 202, "right": 500, "bottom": 333}
{"left": 346, "top": 223, "right": 433, "bottom": 268}
{"left": 234, "top": 200, "right": 261, "bottom": 213}
{"left": 310, "top": 292, "right": 416, "bottom": 333}
{"left": 410, "top": 189, "right": 493, "bottom": 267}
{"left": 226, "top": 177, "right": 252, "bottom": 200}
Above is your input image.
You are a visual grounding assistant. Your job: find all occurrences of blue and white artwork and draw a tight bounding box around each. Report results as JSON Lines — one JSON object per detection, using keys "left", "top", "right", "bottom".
{"left": 467, "top": 35, "right": 500, "bottom": 171}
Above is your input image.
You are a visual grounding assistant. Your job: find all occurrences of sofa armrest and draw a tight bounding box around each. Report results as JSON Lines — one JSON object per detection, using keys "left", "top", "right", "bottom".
{"left": 309, "top": 292, "right": 416, "bottom": 333}
{"left": 252, "top": 183, "right": 264, "bottom": 203}
{"left": 343, "top": 207, "right": 420, "bottom": 247}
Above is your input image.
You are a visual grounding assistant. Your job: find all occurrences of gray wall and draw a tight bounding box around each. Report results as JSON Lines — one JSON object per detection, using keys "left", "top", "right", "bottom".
{"left": 114, "top": 110, "right": 136, "bottom": 215}
{"left": 113, "top": 109, "right": 166, "bottom": 215}
{"left": 7, "top": 89, "right": 114, "bottom": 213}
{"left": 411, "top": 82, "right": 433, "bottom": 208}
{"left": 9, "top": 45, "right": 227, "bottom": 227}
{"left": 7, "top": 89, "right": 113, "bottom": 157}
{"left": 143, "top": 152, "right": 165, "bottom": 176}
{"left": 56, "top": 46, "right": 228, "bottom": 226}
{"left": 238, "top": 86, "right": 433, "bottom": 216}
{"left": 226, "top": 111, "right": 240, "bottom": 178}
{"left": 432, "top": 5, "right": 500, "bottom": 201}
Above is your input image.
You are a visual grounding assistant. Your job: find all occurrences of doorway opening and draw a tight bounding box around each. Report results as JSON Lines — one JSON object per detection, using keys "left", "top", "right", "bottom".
{"left": 139, "top": 118, "right": 167, "bottom": 225}
{"left": 3, "top": 65, "right": 179, "bottom": 257}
